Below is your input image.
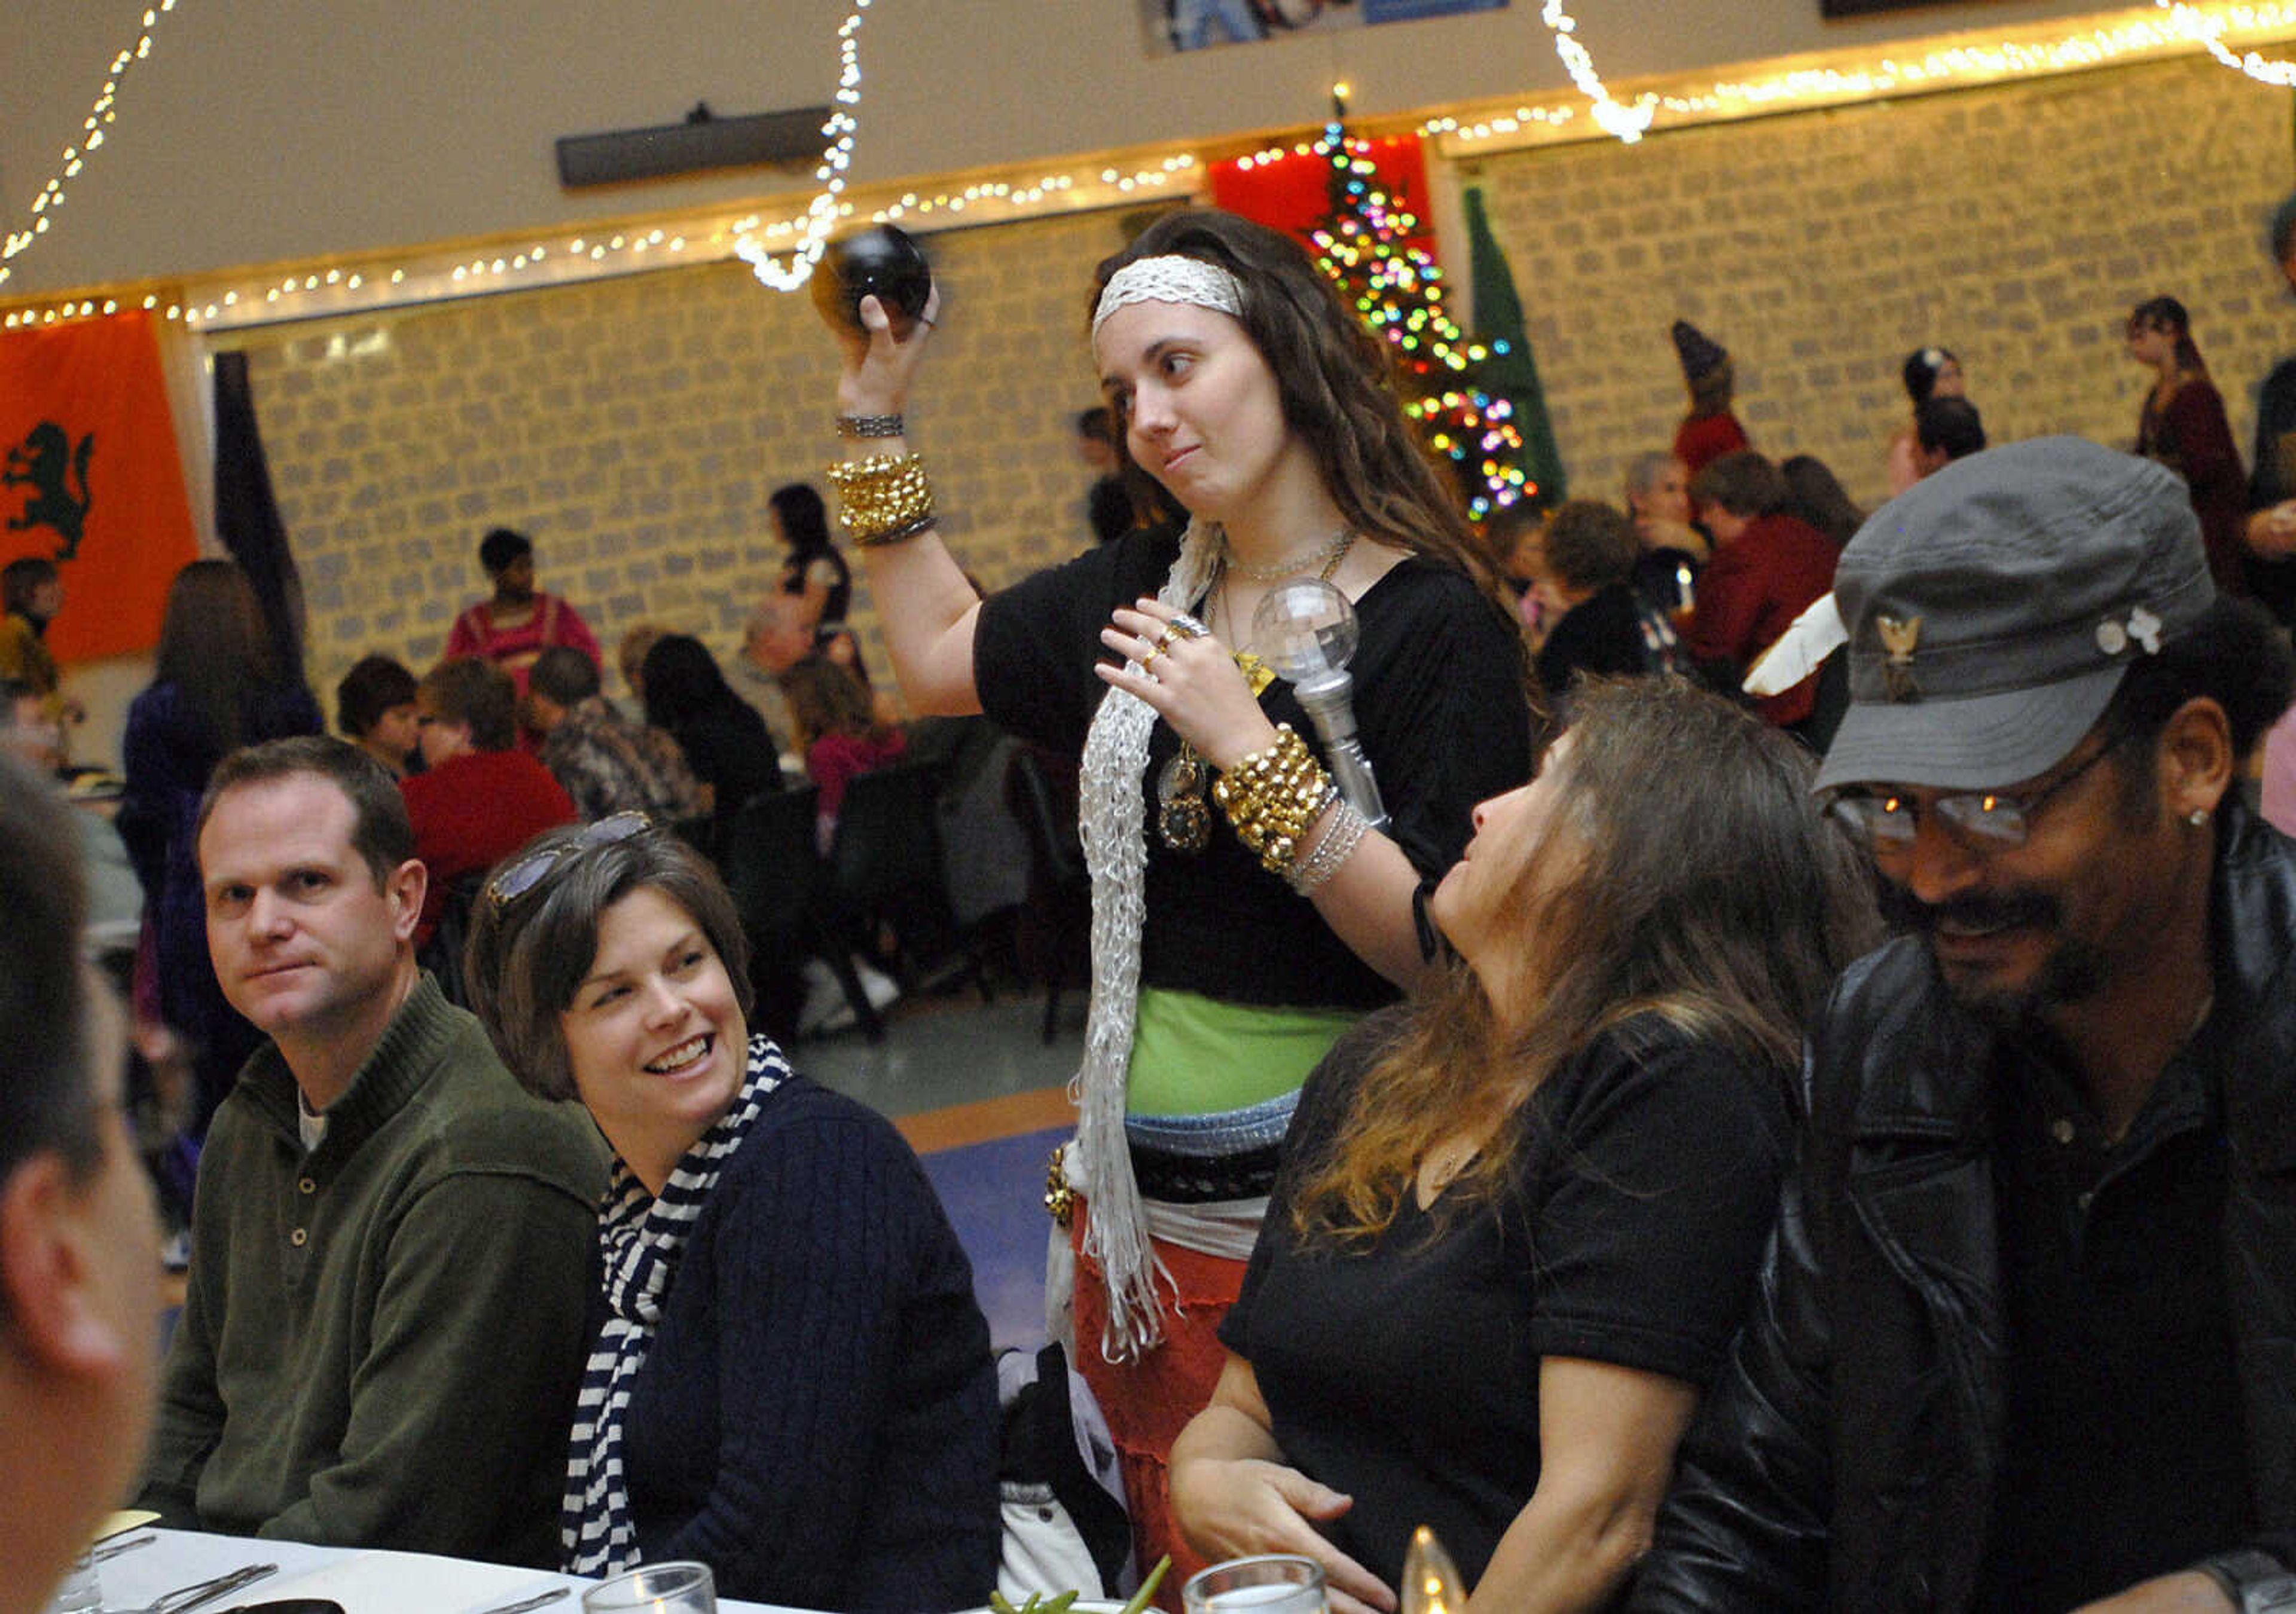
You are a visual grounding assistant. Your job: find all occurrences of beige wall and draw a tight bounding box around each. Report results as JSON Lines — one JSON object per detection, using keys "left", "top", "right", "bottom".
{"left": 1470, "top": 53, "right": 2295, "bottom": 511}
{"left": 242, "top": 209, "right": 1132, "bottom": 715}
{"left": 2, "top": 0, "right": 2133, "bottom": 296}
{"left": 204, "top": 54, "right": 2292, "bottom": 747}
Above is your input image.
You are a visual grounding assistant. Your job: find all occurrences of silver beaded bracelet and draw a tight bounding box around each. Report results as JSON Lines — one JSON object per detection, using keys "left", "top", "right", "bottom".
{"left": 836, "top": 413, "right": 906, "bottom": 439}
{"left": 1286, "top": 799, "right": 1368, "bottom": 895}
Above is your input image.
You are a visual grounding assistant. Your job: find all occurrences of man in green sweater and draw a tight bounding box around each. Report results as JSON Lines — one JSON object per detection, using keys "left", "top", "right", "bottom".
{"left": 138, "top": 736, "right": 606, "bottom": 1567}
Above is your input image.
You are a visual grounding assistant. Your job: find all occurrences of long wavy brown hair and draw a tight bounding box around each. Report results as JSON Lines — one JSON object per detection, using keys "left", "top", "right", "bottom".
{"left": 1288, "top": 677, "right": 1880, "bottom": 1245}
{"left": 154, "top": 559, "right": 277, "bottom": 754}
{"left": 1090, "top": 208, "right": 1516, "bottom": 620}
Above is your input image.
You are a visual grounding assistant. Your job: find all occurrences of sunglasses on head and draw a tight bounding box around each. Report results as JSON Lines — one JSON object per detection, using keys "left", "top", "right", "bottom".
{"left": 485, "top": 811, "right": 651, "bottom": 909}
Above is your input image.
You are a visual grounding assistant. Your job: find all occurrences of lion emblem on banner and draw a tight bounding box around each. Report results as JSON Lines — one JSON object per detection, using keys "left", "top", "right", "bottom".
{"left": 4, "top": 421, "right": 94, "bottom": 560}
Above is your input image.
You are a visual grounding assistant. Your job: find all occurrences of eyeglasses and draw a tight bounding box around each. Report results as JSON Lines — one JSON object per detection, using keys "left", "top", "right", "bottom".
{"left": 484, "top": 812, "right": 651, "bottom": 909}
{"left": 1827, "top": 734, "right": 2131, "bottom": 851}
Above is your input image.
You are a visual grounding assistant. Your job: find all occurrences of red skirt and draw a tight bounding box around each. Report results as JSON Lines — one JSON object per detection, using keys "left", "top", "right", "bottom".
{"left": 1068, "top": 1206, "right": 1248, "bottom": 1612}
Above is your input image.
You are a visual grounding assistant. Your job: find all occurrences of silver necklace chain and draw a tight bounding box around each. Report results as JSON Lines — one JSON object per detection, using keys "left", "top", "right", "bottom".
{"left": 1219, "top": 525, "right": 1354, "bottom": 583}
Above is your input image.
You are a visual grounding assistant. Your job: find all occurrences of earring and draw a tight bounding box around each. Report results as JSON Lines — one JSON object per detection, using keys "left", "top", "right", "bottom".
{"left": 2188, "top": 808, "right": 2210, "bottom": 827}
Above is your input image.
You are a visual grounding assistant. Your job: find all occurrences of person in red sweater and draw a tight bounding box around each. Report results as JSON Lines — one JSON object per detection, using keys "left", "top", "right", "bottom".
{"left": 1682, "top": 451, "right": 1839, "bottom": 735}
{"left": 402, "top": 657, "right": 576, "bottom": 944}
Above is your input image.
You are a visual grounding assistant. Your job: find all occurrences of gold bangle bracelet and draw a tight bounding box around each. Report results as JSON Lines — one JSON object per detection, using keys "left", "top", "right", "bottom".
{"left": 825, "top": 451, "right": 935, "bottom": 546}
{"left": 1213, "top": 725, "right": 1337, "bottom": 876}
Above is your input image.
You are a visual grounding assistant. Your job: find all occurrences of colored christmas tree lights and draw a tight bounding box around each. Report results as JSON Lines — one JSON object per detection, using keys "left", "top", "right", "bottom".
{"left": 1303, "top": 109, "right": 1539, "bottom": 519}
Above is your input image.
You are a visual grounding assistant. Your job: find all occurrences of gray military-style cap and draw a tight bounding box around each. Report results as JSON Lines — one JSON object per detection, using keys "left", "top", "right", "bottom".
{"left": 1815, "top": 436, "right": 2216, "bottom": 793}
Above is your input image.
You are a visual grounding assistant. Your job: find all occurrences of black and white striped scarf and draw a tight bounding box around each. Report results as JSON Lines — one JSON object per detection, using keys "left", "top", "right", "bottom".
{"left": 562, "top": 1034, "right": 789, "bottom": 1576}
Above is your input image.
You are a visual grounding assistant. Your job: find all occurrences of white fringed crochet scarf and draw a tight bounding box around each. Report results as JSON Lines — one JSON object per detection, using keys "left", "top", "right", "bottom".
{"left": 1072, "top": 518, "right": 1226, "bottom": 1364}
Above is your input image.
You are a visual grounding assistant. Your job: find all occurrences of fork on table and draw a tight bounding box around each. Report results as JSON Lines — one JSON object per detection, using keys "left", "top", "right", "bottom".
{"left": 100, "top": 1560, "right": 277, "bottom": 1614}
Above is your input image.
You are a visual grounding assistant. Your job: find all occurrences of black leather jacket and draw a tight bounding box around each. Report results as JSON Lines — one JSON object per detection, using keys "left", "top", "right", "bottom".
{"left": 1632, "top": 800, "right": 2296, "bottom": 1612}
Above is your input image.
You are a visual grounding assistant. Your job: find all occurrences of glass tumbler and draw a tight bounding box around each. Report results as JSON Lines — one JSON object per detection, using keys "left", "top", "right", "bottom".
{"left": 1181, "top": 1554, "right": 1329, "bottom": 1613}
{"left": 581, "top": 1560, "right": 716, "bottom": 1613}
{"left": 42, "top": 1549, "right": 99, "bottom": 1614}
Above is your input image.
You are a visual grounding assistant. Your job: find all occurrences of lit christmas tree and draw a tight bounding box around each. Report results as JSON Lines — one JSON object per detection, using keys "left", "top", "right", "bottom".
{"left": 1304, "top": 109, "right": 1558, "bottom": 519}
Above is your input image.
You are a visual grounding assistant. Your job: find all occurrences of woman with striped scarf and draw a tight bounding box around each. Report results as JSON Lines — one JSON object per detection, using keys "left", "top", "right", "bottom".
{"left": 464, "top": 817, "right": 999, "bottom": 1611}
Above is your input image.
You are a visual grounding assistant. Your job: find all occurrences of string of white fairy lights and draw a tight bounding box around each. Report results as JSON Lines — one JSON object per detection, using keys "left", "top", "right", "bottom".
{"left": 1, "top": 0, "right": 182, "bottom": 292}
{"left": 1534, "top": 0, "right": 2296, "bottom": 146}
{"left": 9, "top": 1, "right": 2296, "bottom": 325}
{"left": 731, "top": 0, "right": 868, "bottom": 291}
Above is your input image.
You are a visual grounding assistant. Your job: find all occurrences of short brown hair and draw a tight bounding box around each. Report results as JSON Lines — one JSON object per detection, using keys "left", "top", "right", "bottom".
{"left": 1539, "top": 502, "right": 1639, "bottom": 594}
{"left": 1689, "top": 451, "right": 1787, "bottom": 520}
{"left": 420, "top": 657, "right": 518, "bottom": 751}
{"left": 1, "top": 556, "right": 57, "bottom": 617}
{"left": 529, "top": 645, "right": 602, "bottom": 708}
{"left": 197, "top": 735, "right": 416, "bottom": 889}
{"left": 463, "top": 824, "right": 753, "bottom": 1102}
{"left": 0, "top": 753, "right": 96, "bottom": 1192}
{"left": 335, "top": 653, "right": 418, "bottom": 739}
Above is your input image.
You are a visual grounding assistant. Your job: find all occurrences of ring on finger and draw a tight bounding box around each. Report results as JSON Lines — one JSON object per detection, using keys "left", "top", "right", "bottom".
{"left": 1138, "top": 644, "right": 1164, "bottom": 671}
{"left": 1153, "top": 626, "right": 1179, "bottom": 652}
{"left": 1168, "top": 612, "right": 1211, "bottom": 640}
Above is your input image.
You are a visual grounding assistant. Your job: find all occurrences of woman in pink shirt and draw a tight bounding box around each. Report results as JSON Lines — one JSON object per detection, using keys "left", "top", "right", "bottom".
{"left": 786, "top": 656, "right": 906, "bottom": 852}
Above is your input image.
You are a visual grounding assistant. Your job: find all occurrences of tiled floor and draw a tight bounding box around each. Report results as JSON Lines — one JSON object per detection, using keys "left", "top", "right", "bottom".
{"left": 796, "top": 988, "right": 1086, "bottom": 1120}
{"left": 796, "top": 989, "right": 1086, "bottom": 1352}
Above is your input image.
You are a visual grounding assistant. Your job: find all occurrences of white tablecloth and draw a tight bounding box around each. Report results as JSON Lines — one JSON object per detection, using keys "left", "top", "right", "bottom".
{"left": 92, "top": 1529, "right": 799, "bottom": 1613}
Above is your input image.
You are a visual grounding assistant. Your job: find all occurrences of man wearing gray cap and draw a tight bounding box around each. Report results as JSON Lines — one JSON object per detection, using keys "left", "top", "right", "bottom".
{"left": 1632, "top": 437, "right": 2296, "bottom": 1614}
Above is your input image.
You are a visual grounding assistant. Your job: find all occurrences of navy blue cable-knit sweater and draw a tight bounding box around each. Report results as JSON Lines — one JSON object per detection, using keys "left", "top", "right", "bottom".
{"left": 611, "top": 1074, "right": 1000, "bottom": 1612}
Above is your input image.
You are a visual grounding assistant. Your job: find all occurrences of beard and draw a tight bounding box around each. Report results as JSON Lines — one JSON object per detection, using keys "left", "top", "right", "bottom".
{"left": 1883, "top": 882, "right": 2109, "bottom": 1029}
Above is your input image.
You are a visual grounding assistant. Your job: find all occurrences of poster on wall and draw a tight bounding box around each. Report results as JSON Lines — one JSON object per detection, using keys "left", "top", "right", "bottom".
{"left": 1144, "top": 0, "right": 1506, "bottom": 56}
{"left": 1820, "top": 0, "right": 2002, "bottom": 14}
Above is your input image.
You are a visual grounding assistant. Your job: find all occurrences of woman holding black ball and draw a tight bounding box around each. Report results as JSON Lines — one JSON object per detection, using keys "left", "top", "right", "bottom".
{"left": 812, "top": 211, "right": 1536, "bottom": 1596}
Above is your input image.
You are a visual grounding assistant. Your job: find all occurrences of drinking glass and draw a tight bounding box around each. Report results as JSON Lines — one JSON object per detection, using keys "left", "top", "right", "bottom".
{"left": 1181, "top": 1554, "right": 1328, "bottom": 1614}
{"left": 581, "top": 1561, "right": 715, "bottom": 1613}
{"left": 41, "top": 1550, "right": 98, "bottom": 1614}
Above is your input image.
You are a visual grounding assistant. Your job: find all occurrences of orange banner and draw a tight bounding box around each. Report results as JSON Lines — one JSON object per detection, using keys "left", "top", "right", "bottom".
{"left": 0, "top": 311, "right": 199, "bottom": 662}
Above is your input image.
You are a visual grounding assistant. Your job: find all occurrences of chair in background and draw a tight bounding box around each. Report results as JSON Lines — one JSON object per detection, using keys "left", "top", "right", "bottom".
{"left": 1006, "top": 745, "right": 1089, "bottom": 1044}
{"left": 825, "top": 758, "right": 988, "bottom": 999}
{"left": 417, "top": 870, "right": 487, "bottom": 1010}
{"left": 918, "top": 717, "right": 1032, "bottom": 949}
{"left": 720, "top": 783, "right": 886, "bottom": 1044}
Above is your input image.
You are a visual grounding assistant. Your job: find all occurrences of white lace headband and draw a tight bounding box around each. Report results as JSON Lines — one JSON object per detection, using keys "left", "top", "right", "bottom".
{"left": 1092, "top": 255, "right": 1247, "bottom": 338}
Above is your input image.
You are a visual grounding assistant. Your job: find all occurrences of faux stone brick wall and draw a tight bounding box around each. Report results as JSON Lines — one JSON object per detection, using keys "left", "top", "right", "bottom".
{"left": 246, "top": 208, "right": 1131, "bottom": 711}
{"left": 246, "top": 54, "right": 2294, "bottom": 717}
{"left": 1471, "top": 55, "right": 2295, "bottom": 514}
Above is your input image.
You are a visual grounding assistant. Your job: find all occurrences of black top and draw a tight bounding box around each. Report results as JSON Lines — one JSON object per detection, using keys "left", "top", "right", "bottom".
{"left": 974, "top": 530, "right": 1534, "bottom": 1010}
{"left": 1089, "top": 475, "right": 1134, "bottom": 546}
{"left": 1534, "top": 581, "right": 1659, "bottom": 698}
{"left": 667, "top": 700, "right": 784, "bottom": 827}
{"left": 1220, "top": 1011, "right": 1796, "bottom": 1592}
{"left": 1631, "top": 546, "right": 1701, "bottom": 618}
{"left": 618, "top": 1075, "right": 1001, "bottom": 1612}
{"left": 2247, "top": 357, "right": 2296, "bottom": 624}
{"left": 1974, "top": 1024, "right": 2253, "bottom": 1612}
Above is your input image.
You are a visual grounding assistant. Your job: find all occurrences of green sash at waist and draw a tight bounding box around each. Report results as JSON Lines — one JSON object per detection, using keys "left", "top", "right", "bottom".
{"left": 1125, "top": 987, "right": 1358, "bottom": 1117}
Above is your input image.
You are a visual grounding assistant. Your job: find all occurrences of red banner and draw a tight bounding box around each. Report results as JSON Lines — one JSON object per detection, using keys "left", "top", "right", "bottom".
{"left": 0, "top": 311, "right": 199, "bottom": 661}
{"left": 1207, "top": 132, "right": 1435, "bottom": 257}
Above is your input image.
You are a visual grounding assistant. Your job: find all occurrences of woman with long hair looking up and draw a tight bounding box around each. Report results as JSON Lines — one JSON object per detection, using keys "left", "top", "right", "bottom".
{"left": 1171, "top": 678, "right": 1878, "bottom": 1612}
